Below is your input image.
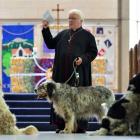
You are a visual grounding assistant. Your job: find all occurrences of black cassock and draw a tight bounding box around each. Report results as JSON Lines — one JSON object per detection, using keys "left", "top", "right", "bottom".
{"left": 42, "top": 27, "right": 98, "bottom": 132}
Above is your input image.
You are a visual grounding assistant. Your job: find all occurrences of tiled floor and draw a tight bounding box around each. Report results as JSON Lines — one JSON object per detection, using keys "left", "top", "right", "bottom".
{"left": 0, "top": 132, "right": 139, "bottom": 140}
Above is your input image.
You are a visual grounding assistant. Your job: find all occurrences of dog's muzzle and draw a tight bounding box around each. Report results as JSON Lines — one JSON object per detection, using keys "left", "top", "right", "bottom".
{"left": 34, "top": 89, "right": 40, "bottom": 99}
{"left": 34, "top": 88, "right": 47, "bottom": 99}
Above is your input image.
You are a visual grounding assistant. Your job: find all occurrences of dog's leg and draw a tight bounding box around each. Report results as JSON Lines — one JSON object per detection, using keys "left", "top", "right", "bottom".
{"left": 131, "top": 115, "right": 140, "bottom": 135}
{"left": 90, "top": 118, "right": 110, "bottom": 136}
{"left": 137, "top": 117, "right": 140, "bottom": 135}
{"left": 90, "top": 128, "right": 109, "bottom": 136}
{"left": 112, "top": 123, "right": 130, "bottom": 135}
{"left": 97, "top": 106, "right": 106, "bottom": 122}
{"left": 60, "top": 110, "right": 75, "bottom": 133}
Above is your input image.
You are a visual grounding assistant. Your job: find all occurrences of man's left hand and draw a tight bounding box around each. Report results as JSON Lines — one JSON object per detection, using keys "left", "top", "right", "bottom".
{"left": 75, "top": 57, "right": 82, "bottom": 66}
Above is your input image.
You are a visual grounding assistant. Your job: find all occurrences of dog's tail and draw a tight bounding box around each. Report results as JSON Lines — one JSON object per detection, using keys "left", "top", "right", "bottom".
{"left": 105, "top": 92, "right": 115, "bottom": 108}
{"left": 95, "top": 86, "right": 115, "bottom": 108}
{"left": 101, "top": 92, "right": 115, "bottom": 117}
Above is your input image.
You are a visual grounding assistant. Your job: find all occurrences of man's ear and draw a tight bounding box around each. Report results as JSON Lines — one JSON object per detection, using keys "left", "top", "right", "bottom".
{"left": 47, "top": 83, "right": 56, "bottom": 98}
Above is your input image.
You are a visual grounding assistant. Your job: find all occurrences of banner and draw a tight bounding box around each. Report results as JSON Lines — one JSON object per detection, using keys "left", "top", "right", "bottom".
{"left": 92, "top": 26, "right": 116, "bottom": 90}
{"left": 2, "top": 25, "right": 34, "bottom": 92}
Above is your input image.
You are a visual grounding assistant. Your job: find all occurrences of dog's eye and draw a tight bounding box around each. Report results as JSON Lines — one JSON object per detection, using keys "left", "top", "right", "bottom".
{"left": 128, "top": 84, "right": 135, "bottom": 91}
{"left": 40, "top": 88, "right": 46, "bottom": 93}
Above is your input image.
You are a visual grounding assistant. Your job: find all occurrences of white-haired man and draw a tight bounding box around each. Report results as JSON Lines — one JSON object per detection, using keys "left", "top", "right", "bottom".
{"left": 42, "top": 9, "right": 98, "bottom": 133}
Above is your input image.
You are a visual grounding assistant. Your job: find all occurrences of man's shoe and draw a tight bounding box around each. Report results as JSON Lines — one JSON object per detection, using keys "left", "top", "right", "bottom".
{"left": 56, "top": 129, "right": 62, "bottom": 133}
{"left": 76, "top": 128, "right": 86, "bottom": 133}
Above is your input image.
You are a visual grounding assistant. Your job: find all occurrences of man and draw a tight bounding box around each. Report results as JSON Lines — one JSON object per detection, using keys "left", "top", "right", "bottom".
{"left": 42, "top": 9, "right": 98, "bottom": 133}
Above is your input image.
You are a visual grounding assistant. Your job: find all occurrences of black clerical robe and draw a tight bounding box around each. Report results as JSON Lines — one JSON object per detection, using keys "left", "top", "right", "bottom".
{"left": 42, "top": 27, "right": 98, "bottom": 86}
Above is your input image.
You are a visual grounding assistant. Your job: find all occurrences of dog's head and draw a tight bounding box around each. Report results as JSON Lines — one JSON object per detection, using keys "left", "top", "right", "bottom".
{"left": 127, "top": 73, "right": 140, "bottom": 93}
{"left": 34, "top": 81, "right": 57, "bottom": 100}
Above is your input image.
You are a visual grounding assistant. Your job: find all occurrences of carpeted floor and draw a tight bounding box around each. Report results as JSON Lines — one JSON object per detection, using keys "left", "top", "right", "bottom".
{"left": 0, "top": 132, "right": 139, "bottom": 140}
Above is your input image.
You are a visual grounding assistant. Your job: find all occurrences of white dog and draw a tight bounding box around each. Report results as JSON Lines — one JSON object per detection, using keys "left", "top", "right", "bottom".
{"left": 0, "top": 91, "right": 38, "bottom": 135}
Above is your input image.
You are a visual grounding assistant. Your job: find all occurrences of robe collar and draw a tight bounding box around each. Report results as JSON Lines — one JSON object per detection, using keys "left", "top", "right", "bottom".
{"left": 70, "top": 27, "right": 83, "bottom": 35}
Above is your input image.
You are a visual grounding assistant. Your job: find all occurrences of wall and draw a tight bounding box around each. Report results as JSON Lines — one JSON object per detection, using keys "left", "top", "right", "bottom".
{"left": 129, "top": 0, "right": 140, "bottom": 48}
{"left": 0, "top": 0, "right": 131, "bottom": 92}
{"left": 0, "top": 0, "right": 118, "bottom": 20}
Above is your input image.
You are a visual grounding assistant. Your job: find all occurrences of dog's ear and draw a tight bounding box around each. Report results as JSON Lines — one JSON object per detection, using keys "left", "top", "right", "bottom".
{"left": 47, "top": 82, "right": 56, "bottom": 98}
{"left": 128, "top": 73, "right": 140, "bottom": 93}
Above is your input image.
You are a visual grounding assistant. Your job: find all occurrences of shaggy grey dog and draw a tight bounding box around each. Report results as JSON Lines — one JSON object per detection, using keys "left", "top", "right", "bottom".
{"left": 93, "top": 73, "right": 140, "bottom": 136}
{"left": 35, "top": 81, "right": 115, "bottom": 133}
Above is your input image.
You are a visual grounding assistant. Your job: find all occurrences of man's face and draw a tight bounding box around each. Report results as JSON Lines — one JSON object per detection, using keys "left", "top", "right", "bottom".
{"left": 68, "top": 13, "right": 82, "bottom": 30}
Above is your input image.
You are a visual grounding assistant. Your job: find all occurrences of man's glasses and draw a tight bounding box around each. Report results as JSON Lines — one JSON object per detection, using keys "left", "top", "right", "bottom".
{"left": 68, "top": 18, "right": 80, "bottom": 21}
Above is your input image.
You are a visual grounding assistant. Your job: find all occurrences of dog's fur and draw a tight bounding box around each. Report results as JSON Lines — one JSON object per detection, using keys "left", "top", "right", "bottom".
{"left": 93, "top": 73, "right": 140, "bottom": 136}
{"left": 0, "top": 92, "right": 38, "bottom": 135}
{"left": 35, "top": 81, "right": 115, "bottom": 133}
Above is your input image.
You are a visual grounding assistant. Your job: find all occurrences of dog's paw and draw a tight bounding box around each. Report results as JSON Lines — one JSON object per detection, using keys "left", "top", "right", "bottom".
{"left": 59, "top": 130, "right": 65, "bottom": 134}
{"left": 59, "top": 129, "right": 72, "bottom": 134}
{"left": 90, "top": 128, "right": 108, "bottom": 136}
{"left": 113, "top": 130, "right": 123, "bottom": 135}
{"left": 113, "top": 130, "right": 132, "bottom": 136}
